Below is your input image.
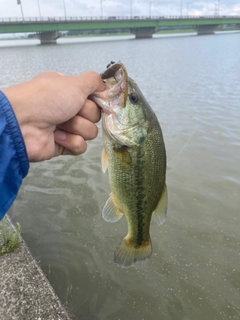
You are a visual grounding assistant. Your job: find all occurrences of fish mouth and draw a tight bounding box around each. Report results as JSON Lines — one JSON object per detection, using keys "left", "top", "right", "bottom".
{"left": 92, "top": 62, "right": 129, "bottom": 114}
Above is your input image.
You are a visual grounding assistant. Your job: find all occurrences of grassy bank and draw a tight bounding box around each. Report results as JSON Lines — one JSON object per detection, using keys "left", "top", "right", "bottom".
{"left": 0, "top": 218, "right": 21, "bottom": 255}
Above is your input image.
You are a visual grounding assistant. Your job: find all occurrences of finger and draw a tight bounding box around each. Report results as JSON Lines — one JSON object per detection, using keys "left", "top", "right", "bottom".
{"left": 54, "top": 130, "right": 87, "bottom": 155}
{"left": 57, "top": 116, "right": 98, "bottom": 140}
{"left": 74, "top": 71, "right": 106, "bottom": 97}
{"left": 78, "top": 99, "right": 101, "bottom": 123}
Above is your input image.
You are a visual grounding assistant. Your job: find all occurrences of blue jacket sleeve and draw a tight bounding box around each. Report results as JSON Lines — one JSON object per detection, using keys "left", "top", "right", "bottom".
{"left": 0, "top": 90, "right": 29, "bottom": 220}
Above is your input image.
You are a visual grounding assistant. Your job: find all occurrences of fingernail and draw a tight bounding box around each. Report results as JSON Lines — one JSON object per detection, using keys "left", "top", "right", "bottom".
{"left": 54, "top": 130, "right": 67, "bottom": 141}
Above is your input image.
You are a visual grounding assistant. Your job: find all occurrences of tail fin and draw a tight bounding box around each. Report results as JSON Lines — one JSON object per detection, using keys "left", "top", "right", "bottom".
{"left": 114, "top": 237, "right": 152, "bottom": 268}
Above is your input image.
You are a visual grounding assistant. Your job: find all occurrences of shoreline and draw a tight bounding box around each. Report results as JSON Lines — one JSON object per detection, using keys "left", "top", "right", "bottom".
{"left": 0, "top": 215, "right": 71, "bottom": 320}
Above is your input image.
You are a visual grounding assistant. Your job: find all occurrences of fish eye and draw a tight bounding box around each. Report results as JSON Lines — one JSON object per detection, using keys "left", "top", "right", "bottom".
{"left": 129, "top": 92, "right": 139, "bottom": 104}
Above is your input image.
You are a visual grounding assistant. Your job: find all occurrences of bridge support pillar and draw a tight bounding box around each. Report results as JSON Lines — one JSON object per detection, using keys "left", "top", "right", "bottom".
{"left": 130, "top": 27, "right": 155, "bottom": 39}
{"left": 35, "top": 31, "right": 61, "bottom": 44}
{"left": 195, "top": 25, "right": 218, "bottom": 35}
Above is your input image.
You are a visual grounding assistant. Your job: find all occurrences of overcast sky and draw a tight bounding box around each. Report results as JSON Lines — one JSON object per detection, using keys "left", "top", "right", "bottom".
{"left": 0, "top": 0, "right": 239, "bottom": 19}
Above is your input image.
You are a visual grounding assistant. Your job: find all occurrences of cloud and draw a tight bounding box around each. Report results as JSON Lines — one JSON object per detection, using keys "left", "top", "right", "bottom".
{"left": 0, "top": 0, "right": 239, "bottom": 18}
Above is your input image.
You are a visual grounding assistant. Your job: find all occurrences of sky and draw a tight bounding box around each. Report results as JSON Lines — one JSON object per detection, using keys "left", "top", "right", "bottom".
{"left": 0, "top": 0, "right": 239, "bottom": 19}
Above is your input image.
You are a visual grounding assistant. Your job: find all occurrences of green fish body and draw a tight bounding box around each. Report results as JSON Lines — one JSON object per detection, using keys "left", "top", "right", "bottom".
{"left": 92, "top": 62, "right": 167, "bottom": 268}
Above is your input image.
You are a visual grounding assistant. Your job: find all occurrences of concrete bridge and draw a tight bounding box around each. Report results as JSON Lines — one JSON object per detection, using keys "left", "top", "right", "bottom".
{"left": 0, "top": 15, "right": 239, "bottom": 44}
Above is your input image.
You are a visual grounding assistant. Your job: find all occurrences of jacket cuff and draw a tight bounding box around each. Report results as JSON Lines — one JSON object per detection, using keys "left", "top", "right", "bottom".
{"left": 0, "top": 90, "right": 29, "bottom": 219}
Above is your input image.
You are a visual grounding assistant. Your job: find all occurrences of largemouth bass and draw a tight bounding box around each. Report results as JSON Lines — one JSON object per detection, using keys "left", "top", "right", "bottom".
{"left": 92, "top": 62, "right": 167, "bottom": 268}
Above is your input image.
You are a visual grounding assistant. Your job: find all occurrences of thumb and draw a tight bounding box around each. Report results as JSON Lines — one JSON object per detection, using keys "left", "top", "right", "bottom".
{"left": 73, "top": 71, "right": 106, "bottom": 97}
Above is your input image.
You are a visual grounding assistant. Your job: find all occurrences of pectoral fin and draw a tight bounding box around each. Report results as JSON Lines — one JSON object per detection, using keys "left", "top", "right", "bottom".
{"left": 101, "top": 147, "right": 108, "bottom": 173}
{"left": 102, "top": 194, "right": 124, "bottom": 223}
{"left": 153, "top": 184, "right": 168, "bottom": 226}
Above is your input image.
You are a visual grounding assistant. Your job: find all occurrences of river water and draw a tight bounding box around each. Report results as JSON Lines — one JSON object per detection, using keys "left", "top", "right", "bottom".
{"left": 1, "top": 33, "right": 240, "bottom": 320}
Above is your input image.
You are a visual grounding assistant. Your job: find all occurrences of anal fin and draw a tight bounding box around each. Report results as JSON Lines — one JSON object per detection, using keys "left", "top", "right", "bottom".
{"left": 153, "top": 184, "right": 168, "bottom": 226}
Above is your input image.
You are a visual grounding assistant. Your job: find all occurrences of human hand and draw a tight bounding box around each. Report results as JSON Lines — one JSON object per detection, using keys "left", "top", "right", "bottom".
{"left": 2, "top": 71, "right": 105, "bottom": 162}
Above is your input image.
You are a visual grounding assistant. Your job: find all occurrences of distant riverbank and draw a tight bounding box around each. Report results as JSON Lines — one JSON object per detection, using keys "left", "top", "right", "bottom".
{"left": 0, "top": 28, "right": 239, "bottom": 47}
{"left": 1, "top": 27, "right": 239, "bottom": 41}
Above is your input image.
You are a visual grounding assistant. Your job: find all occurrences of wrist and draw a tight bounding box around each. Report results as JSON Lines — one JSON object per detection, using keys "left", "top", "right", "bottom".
{"left": 1, "top": 85, "right": 44, "bottom": 161}
{"left": 1, "top": 84, "right": 31, "bottom": 129}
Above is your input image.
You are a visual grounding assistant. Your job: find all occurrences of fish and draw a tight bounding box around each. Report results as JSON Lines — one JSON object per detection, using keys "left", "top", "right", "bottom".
{"left": 92, "top": 62, "right": 167, "bottom": 268}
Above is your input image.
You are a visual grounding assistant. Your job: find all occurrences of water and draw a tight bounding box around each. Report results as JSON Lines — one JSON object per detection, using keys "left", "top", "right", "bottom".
{"left": 1, "top": 33, "right": 240, "bottom": 319}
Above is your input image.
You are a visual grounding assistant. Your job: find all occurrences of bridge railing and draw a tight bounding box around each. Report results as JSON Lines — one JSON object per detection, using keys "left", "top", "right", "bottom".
{"left": 0, "top": 15, "right": 240, "bottom": 23}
